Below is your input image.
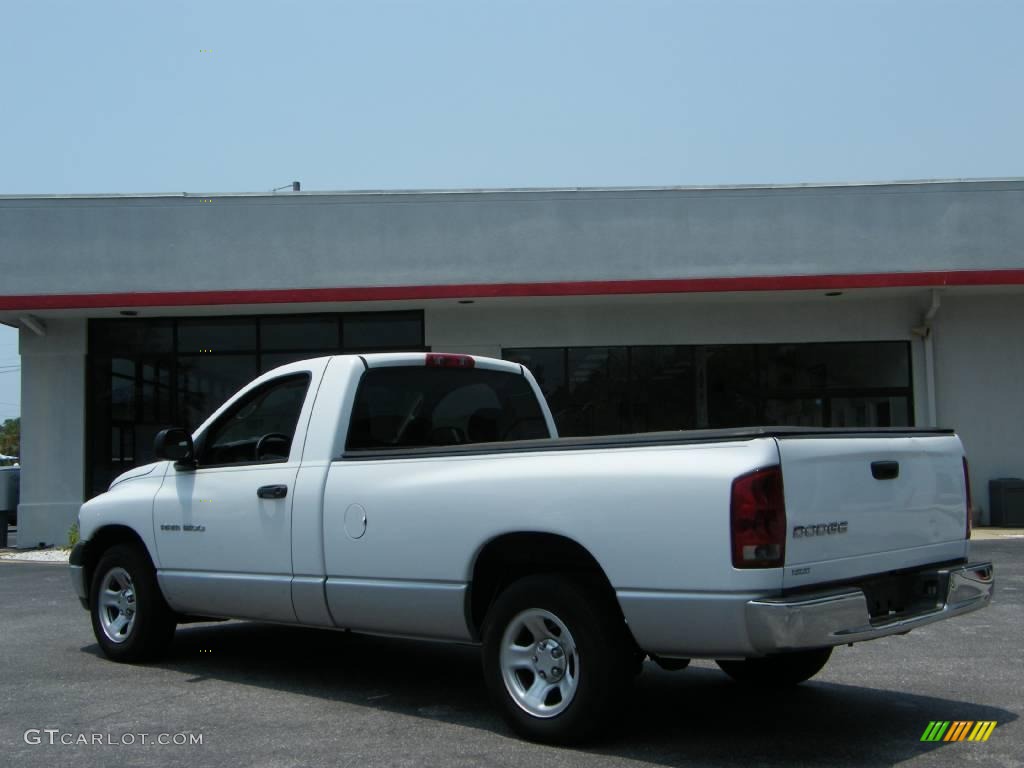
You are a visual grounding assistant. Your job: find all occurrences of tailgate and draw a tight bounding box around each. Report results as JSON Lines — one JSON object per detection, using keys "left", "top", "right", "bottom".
{"left": 778, "top": 434, "right": 969, "bottom": 589}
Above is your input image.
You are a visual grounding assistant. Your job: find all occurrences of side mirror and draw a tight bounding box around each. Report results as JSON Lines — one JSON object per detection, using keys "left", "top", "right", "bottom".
{"left": 154, "top": 428, "right": 195, "bottom": 466}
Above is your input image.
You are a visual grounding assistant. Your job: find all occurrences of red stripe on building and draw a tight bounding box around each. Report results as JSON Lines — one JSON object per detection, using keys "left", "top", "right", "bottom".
{"left": 2, "top": 269, "right": 1024, "bottom": 311}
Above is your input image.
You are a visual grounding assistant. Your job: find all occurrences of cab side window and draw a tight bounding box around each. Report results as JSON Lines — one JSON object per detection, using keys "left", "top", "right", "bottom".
{"left": 198, "top": 374, "right": 310, "bottom": 466}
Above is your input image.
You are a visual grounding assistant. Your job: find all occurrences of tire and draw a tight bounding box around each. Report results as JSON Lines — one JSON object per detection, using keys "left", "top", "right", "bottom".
{"left": 90, "top": 544, "right": 176, "bottom": 662}
{"left": 715, "top": 647, "right": 832, "bottom": 687}
{"left": 481, "top": 574, "right": 633, "bottom": 745}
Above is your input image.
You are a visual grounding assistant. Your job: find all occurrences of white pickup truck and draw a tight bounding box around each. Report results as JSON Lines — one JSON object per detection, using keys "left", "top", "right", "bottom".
{"left": 69, "top": 352, "right": 994, "bottom": 743}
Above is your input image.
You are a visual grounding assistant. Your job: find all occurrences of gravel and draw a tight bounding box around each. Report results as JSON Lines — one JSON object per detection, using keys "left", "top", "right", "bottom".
{"left": 0, "top": 548, "right": 71, "bottom": 563}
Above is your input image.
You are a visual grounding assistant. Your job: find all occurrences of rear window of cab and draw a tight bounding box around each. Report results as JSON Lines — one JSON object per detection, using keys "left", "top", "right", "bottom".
{"left": 346, "top": 366, "right": 549, "bottom": 450}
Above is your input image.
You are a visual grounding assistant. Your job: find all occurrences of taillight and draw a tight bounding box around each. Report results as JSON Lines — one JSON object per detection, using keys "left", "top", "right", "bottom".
{"left": 731, "top": 466, "right": 786, "bottom": 568}
{"left": 963, "top": 457, "right": 972, "bottom": 540}
{"left": 425, "top": 353, "right": 475, "bottom": 369}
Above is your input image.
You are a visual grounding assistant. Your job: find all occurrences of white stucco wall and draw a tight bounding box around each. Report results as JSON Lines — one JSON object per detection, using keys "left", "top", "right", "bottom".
{"left": 932, "top": 295, "right": 1024, "bottom": 524}
{"left": 17, "top": 319, "right": 87, "bottom": 547}
{"left": 2, "top": 181, "right": 1023, "bottom": 301}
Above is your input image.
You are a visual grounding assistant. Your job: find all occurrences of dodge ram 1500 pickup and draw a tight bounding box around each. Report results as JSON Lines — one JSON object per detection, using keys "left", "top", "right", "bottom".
{"left": 69, "top": 352, "right": 994, "bottom": 743}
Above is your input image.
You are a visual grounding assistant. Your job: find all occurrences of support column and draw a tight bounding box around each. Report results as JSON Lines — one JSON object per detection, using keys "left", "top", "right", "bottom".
{"left": 17, "top": 319, "right": 87, "bottom": 548}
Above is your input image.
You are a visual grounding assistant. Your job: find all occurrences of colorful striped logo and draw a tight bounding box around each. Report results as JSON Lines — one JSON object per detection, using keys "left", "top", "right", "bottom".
{"left": 921, "top": 721, "right": 997, "bottom": 742}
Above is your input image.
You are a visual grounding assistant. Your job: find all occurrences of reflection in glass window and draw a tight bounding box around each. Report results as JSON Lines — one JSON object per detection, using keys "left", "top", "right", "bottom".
{"left": 503, "top": 348, "right": 567, "bottom": 423}
{"left": 433, "top": 383, "right": 503, "bottom": 432}
{"left": 177, "top": 318, "right": 259, "bottom": 353}
{"left": 141, "top": 362, "right": 172, "bottom": 423}
{"left": 91, "top": 320, "right": 174, "bottom": 355}
{"left": 703, "top": 345, "right": 760, "bottom": 429}
{"left": 177, "top": 355, "right": 260, "bottom": 431}
{"left": 344, "top": 312, "right": 424, "bottom": 351}
{"left": 565, "top": 348, "right": 628, "bottom": 436}
{"left": 760, "top": 343, "right": 910, "bottom": 390}
{"left": 505, "top": 342, "right": 912, "bottom": 437}
{"left": 110, "top": 359, "right": 136, "bottom": 422}
{"left": 831, "top": 396, "right": 909, "bottom": 428}
{"left": 630, "top": 346, "right": 695, "bottom": 432}
{"left": 764, "top": 398, "right": 825, "bottom": 427}
{"left": 261, "top": 316, "right": 340, "bottom": 351}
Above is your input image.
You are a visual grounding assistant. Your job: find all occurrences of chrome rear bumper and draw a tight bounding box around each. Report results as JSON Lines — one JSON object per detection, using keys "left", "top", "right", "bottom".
{"left": 746, "top": 562, "right": 994, "bottom": 654}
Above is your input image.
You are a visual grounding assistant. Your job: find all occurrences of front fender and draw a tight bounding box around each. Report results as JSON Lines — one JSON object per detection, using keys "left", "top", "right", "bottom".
{"left": 77, "top": 463, "right": 169, "bottom": 568}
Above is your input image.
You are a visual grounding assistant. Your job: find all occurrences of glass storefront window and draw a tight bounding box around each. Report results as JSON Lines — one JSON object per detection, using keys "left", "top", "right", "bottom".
{"left": 503, "top": 347, "right": 633, "bottom": 437}
{"left": 87, "top": 311, "right": 424, "bottom": 496}
{"left": 140, "top": 362, "right": 172, "bottom": 423}
{"left": 831, "top": 396, "right": 910, "bottom": 428}
{"left": 760, "top": 342, "right": 910, "bottom": 391}
{"left": 177, "top": 319, "right": 258, "bottom": 353}
{"left": 91, "top": 320, "right": 174, "bottom": 356}
{"left": 177, "top": 355, "right": 261, "bottom": 431}
{"left": 505, "top": 342, "right": 912, "bottom": 438}
{"left": 344, "top": 312, "right": 423, "bottom": 351}
{"left": 628, "top": 346, "right": 695, "bottom": 432}
{"left": 565, "top": 347, "right": 629, "bottom": 436}
{"left": 261, "top": 316, "right": 340, "bottom": 351}
{"left": 110, "top": 359, "right": 136, "bottom": 422}
{"left": 506, "top": 348, "right": 565, "bottom": 403}
{"left": 764, "top": 397, "right": 825, "bottom": 427}
{"left": 703, "top": 345, "right": 760, "bottom": 429}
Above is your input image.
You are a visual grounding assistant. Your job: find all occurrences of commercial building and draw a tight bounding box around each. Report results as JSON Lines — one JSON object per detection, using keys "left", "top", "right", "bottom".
{"left": 2, "top": 179, "right": 1022, "bottom": 546}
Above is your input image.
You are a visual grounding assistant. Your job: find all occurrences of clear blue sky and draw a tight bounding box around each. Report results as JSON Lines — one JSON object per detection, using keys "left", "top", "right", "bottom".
{"left": 2, "top": 0, "right": 1023, "bottom": 422}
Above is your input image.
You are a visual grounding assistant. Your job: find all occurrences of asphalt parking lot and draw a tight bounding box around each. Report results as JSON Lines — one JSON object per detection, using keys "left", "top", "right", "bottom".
{"left": 0, "top": 539, "right": 1020, "bottom": 768}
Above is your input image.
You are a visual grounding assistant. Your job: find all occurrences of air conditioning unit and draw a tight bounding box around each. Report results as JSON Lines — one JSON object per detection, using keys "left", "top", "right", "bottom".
{"left": 989, "top": 478, "right": 1024, "bottom": 527}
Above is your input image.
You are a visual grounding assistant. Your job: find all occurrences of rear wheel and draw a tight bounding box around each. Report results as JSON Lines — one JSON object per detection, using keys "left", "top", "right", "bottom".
{"left": 481, "top": 574, "right": 633, "bottom": 745}
{"left": 90, "top": 544, "right": 176, "bottom": 662}
{"left": 716, "top": 647, "right": 832, "bottom": 687}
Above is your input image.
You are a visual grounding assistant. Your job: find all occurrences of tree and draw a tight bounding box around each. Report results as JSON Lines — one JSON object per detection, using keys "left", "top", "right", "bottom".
{"left": 0, "top": 418, "right": 19, "bottom": 459}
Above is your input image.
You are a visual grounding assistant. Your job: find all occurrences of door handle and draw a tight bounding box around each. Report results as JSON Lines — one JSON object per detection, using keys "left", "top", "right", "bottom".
{"left": 871, "top": 461, "right": 900, "bottom": 480}
{"left": 257, "top": 484, "right": 288, "bottom": 499}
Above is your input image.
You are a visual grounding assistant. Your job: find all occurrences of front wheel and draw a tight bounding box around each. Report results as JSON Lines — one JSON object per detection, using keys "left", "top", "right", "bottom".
{"left": 481, "top": 574, "right": 633, "bottom": 745}
{"left": 90, "top": 544, "right": 176, "bottom": 662}
{"left": 715, "top": 647, "right": 833, "bottom": 687}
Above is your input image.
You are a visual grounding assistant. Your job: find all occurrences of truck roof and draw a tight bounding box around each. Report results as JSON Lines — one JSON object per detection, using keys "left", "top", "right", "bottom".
{"left": 357, "top": 352, "right": 523, "bottom": 374}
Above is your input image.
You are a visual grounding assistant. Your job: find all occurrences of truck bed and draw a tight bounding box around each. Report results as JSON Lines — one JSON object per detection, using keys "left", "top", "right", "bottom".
{"left": 342, "top": 425, "right": 956, "bottom": 460}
